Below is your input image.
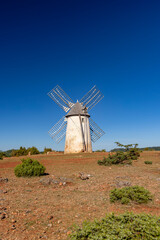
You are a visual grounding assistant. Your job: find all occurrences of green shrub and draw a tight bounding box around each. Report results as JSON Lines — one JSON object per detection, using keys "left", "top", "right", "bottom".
{"left": 11, "top": 146, "right": 40, "bottom": 157}
{"left": 43, "top": 147, "right": 52, "bottom": 154}
{"left": 110, "top": 186, "right": 152, "bottom": 204}
{"left": 144, "top": 161, "right": 152, "bottom": 165}
{"left": 97, "top": 156, "right": 112, "bottom": 166}
{"left": 69, "top": 212, "right": 160, "bottom": 239}
{"left": 0, "top": 152, "right": 4, "bottom": 160}
{"left": 14, "top": 158, "right": 46, "bottom": 177}
{"left": 11, "top": 147, "right": 28, "bottom": 157}
{"left": 98, "top": 142, "right": 141, "bottom": 166}
{"left": 95, "top": 149, "right": 106, "bottom": 152}
{"left": 27, "top": 147, "right": 39, "bottom": 155}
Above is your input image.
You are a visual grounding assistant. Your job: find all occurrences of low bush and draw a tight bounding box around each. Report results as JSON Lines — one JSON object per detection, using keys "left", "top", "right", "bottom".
{"left": 110, "top": 185, "right": 152, "bottom": 204}
{"left": 11, "top": 147, "right": 28, "bottom": 157}
{"left": 0, "top": 152, "right": 4, "bottom": 160}
{"left": 144, "top": 161, "right": 152, "bottom": 165}
{"left": 11, "top": 146, "right": 40, "bottom": 157}
{"left": 43, "top": 147, "right": 52, "bottom": 154}
{"left": 95, "top": 149, "right": 106, "bottom": 152}
{"left": 14, "top": 158, "right": 46, "bottom": 177}
{"left": 98, "top": 142, "right": 141, "bottom": 166}
{"left": 27, "top": 147, "right": 39, "bottom": 155}
{"left": 69, "top": 212, "right": 160, "bottom": 240}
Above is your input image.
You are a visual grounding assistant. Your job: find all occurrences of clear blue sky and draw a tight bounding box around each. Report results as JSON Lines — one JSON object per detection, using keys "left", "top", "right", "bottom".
{"left": 0, "top": 0, "right": 160, "bottom": 151}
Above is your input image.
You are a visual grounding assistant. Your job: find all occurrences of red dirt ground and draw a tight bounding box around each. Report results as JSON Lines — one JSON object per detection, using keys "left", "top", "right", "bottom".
{"left": 0, "top": 151, "right": 160, "bottom": 240}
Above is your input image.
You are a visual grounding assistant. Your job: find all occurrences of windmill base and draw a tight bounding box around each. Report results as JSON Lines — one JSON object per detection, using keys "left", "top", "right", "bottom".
{"left": 64, "top": 147, "right": 92, "bottom": 154}
{"left": 64, "top": 116, "right": 92, "bottom": 154}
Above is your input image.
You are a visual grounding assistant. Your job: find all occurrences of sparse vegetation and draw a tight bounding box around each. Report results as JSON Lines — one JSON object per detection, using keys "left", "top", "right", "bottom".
{"left": 27, "top": 146, "right": 40, "bottom": 155}
{"left": 95, "top": 149, "right": 106, "bottom": 152}
{"left": 11, "top": 147, "right": 28, "bottom": 157}
{"left": 43, "top": 147, "right": 52, "bottom": 154}
{"left": 1, "top": 151, "right": 160, "bottom": 239}
{"left": 0, "top": 152, "right": 4, "bottom": 160}
{"left": 11, "top": 146, "right": 40, "bottom": 157}
{"left": 110, "top": 186, "right": 152, "bottom": 204}
{"left": 111, "top": 146, "right": 160, "bottom": 151}
{"left": 98, "top": 142, "right": 141, "bottom": 165}
{"left": 14, "top": 158, "right": 46, "bottom": 177}
{"left": 69, "top": 212, "right": 160, "bottom": 239}
{"left": 144, "top": 160, "right": 152, "bottom": 164}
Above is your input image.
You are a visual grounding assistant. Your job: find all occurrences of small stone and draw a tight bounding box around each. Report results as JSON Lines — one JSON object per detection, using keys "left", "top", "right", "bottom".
{"left": 26, "top": 210, "right": 31, "bottom": 214}
{"left": 0, "top": 207, "right": 7, "bottom": 211}
{"left": 0, "top": 178, "right": 8, "bottom": 183}
{"left": 11, "top": 225, "right": 16, "bottom": 230}
{"left": 57, "top": 220, "right": 62, "bottom": 224}
{"left": 40, "top": 178, "right": 52, "bottom": 185}
{"left": 11, "top": 219, "right": 17, "bottom": 223}
{"left": 47, "top": 223, "right": 52, "bottom": 227}
{"left": 116, "top": 180, "right": 131, "bottom": 188}
{"left": 79, "top": 172, "right": 90, "bottom": 180}
{"left": 1, "top": 213, "right": 6, "bottom": 220}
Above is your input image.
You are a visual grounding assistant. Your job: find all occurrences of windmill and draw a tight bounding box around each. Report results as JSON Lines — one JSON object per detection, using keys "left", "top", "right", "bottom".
{"left": 47, "top": 85, "right": 105, "bottom": 153}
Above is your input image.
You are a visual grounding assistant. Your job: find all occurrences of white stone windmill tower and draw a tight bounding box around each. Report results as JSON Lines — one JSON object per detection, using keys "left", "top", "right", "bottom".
{"left": 47, "top": 85, "right": 105, "bottom": 153}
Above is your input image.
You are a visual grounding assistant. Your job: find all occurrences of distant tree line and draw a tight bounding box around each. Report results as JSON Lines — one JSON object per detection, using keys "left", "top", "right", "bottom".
{"left": 0, "top": 147, "right": 55, "bottom": 159}
{"left": 111, "top": 146, "right": 160, "bottom": 152}
{"left": 95, "top": 149, "right": 106, "bottom": 152}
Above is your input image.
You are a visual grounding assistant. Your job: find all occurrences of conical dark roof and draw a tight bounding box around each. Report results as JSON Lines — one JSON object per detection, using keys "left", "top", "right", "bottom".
{"left": 66, "top": 101, "right": 90, "bottom": 117}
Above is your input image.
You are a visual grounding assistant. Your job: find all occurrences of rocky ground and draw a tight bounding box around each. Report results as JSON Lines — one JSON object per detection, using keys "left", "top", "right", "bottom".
{"left": 0, "top": 151, "right": 160, "bottom": 240}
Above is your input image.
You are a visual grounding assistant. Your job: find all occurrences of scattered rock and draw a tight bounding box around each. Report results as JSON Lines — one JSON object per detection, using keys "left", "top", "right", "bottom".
{"left": 11, "top": 225, "right": 16, "bottom": 230}
{"left": 0, "top": 178, "right": 8, "bottom": 183}
{"left": 48, "top": 215, "right": 53, "bottom": 220}
{"left": 25, "top": 210, "right": 31, "bottom": 214}
{"left": 11, "top": 219, "right": 17, "bottom": 223}
{"left": 39, "top": 235, "right": 47, "bottom": 239}
{"left": 79, "top": 172, "right": 91, "bottom": 180}
{"left": 40, "top": 177, "right": 73, "bottom": 186}
{"left": 0, "top": 198, "right": 5, "bottom": 201}
{"left": 0, "top": 207, "right": 7, "bottom": 211}
{"left": 39, "top": 178, "right": 52, "bottom": 185}
{"left": 115, "top": 176, "right": 131, "bottom": 188}
{"left": 47, "top": 223, "right": 52, "bottom": 227}
{"left": 0, "top": 213, "right": 6, "bottom": 220}
{"left": 116, "top": 180, "right": 131, "bottom": 188}
{"left": 0, "top": 190, "right": 7, "bottom": 194}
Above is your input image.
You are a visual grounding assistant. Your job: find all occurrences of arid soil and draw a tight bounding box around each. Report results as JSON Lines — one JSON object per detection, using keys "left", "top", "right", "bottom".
{"left": 0, "top": 151, "right": 160, "bottom": 240}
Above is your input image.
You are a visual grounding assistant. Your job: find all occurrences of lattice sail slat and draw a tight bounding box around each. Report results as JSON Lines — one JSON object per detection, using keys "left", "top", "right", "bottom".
{"left": 48, "top": 85, "right": 74, "bottom": 112}
{"left": 80, "top": 85, "right": 104, "bottom": 111}
{"left": 48, "top": 116, "right": 67, "bottom": 143}
{"left": 89, "top": 117, "right": 105, "bottom": 143}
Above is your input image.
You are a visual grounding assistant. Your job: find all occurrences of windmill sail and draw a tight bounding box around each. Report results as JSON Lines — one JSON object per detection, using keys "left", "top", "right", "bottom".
{"left": 89, "top": 117, "right": 105, "bottom": 143}
{"left": 80, "top": 85, "right": 104, "bottom": 111}
{"left": 48, "top": 85, "right": 74, "bottom": 112}
{"left": 48, "top": 116, "right": 67, "bottom": 143}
